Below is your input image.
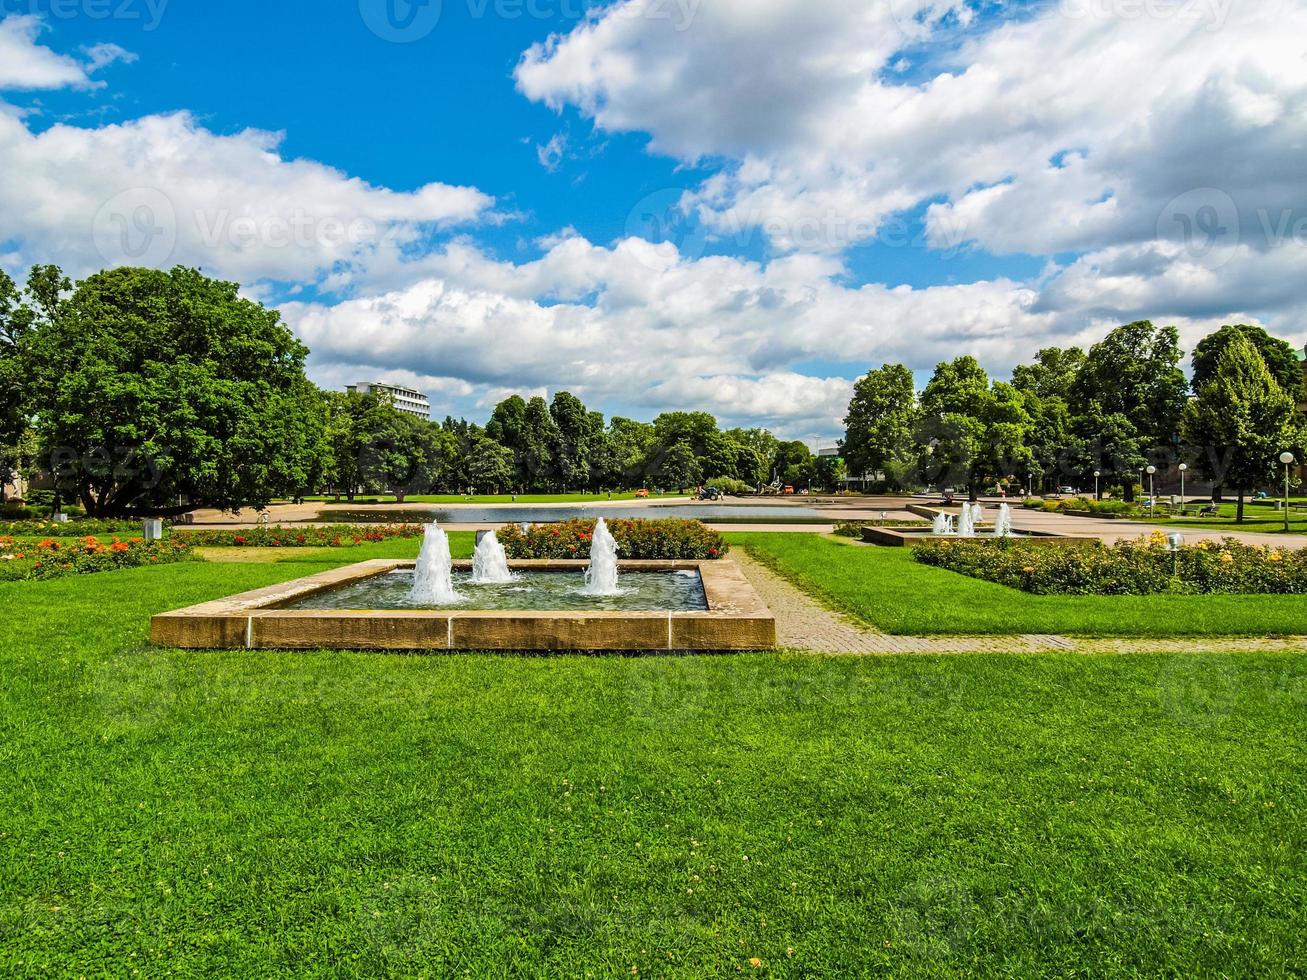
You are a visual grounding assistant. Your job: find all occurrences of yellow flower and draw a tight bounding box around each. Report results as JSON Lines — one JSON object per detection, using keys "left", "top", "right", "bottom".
{"left": 1269, "top": 551, "right": 1284, "bottom": 563}
{"left": 749, "top": 959, "right": 763, "bottom": 969}
{"left": 1219, "top": 551, "right": 1234, "bottom": 564}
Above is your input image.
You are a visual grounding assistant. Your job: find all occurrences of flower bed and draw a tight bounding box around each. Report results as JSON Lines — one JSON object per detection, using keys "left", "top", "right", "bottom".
{"left": 914, "top": 533, "right": 1307, "bottom": 596}
{"left": 177, "top": 524, "right": 426, "bottom": 548}
{"left": 496, "top": 519, "right": 727, "bottom": 560}
{"left": 0, "top": 535, "right": 195, "bottom": 582}
{"left": 2, "top": 518, "right": 152, "bottom": 537}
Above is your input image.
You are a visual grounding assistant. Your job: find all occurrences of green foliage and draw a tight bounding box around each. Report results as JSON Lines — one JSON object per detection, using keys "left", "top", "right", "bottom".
{"left": 915, "top": 535, "right": 1307, "bottom": 596}
{"left": 1182, "top": 333, "right": 1305, "bottom": 518}
{"left": 916, "top": 358, "right": 1034, "bottom": 497}
{"left": 496, "top": 518, "right": 727, "bottom": 560}
{"left": 465, "top": 437, "right": 516, "bottom": 492}
{"left": 1192, "top": 324, "right": 1306, "bottom": 405}
{"left": 842, "top": 363, "right": 918, "bottom": 483}
{"left": 656, "top": 441, "right": 703, "bottom": 491}
{"left": 179, "top": 524, "right": 427, "bottom": 548}
{"left": 3, "top": 517, "right": 152, "bottom": 536}
{"left": 24, "top": 265, "right": 327, "bottom": 516}
{"left": 1071, "top": 320, "right": 1189, "bottom": 445}
{"left": 734, "top": 532, "right": 1307, "bottom": 636}
{"left": 704, "top": 476, "right": 753, "bottom": 495}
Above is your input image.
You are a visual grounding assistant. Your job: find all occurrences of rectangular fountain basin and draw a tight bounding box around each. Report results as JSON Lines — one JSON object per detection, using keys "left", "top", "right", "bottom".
{"left": 150, "top": 559, "right": 776, "bottom": 652}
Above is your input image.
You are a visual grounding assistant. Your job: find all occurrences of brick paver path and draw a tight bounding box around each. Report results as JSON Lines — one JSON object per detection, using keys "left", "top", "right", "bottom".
{"left": 731, "top": 550, "right": 1307, "bottom": 655}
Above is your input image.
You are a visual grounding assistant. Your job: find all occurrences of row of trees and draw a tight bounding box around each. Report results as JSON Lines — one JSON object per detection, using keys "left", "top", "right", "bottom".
{"left": 842, "top": 321, "right": 1307, "bottom": 519}
{"left": 0, "top": 264, "right": 834, "bottom": 516}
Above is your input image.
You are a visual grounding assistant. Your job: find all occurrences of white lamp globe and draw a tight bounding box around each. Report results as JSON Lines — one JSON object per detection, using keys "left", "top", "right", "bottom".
{"left": 1281, "top": 452, "right": 1296, "bottom": 466}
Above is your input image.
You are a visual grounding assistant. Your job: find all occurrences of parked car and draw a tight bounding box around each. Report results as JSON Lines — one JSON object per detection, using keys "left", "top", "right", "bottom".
{"left": 634, "top": 488, "right": 650, "bottom": 498}
{"left": 782, "top": 485, "right": 796, "bottom": 495}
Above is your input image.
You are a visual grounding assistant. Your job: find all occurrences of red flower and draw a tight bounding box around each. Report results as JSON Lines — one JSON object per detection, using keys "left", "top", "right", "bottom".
{"left": 233, "top": 535, "right": 247, "bottom": 545}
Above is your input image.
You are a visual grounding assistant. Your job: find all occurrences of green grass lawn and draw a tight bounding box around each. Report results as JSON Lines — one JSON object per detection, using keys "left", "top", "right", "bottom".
{"left": 730, "top": 533, "right": 1307, "bottom": 637}
{"left": 299, "top": 491, "right": 686, "bottom": 505}
{"left": 1124, "top": 501, "right": 1307, "bottom": 535}
{"left": 0, "top": 552, "right": 1303, "bottom": 975}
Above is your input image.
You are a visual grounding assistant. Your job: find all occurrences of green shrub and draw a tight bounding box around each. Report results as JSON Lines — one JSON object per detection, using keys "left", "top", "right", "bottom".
{"left": 704, "top": 477, "right": 754, "bottom": 496}
{"left": 496, "top": 519, "right": 727, "bottom": 560}
{"left": 914, "top": 533, "right": 1307, "bottom": 596}
{"left": 0, "top": 534, "right": 196, "bottom": 582}
{"left": 3, "top": 517, "right": 150, "bottom": 537}
{"left": 833, "top": 520, "right": 929, "bottom": 537}
{"left": 178, "top": 524, "right": 426, "bottom": 548}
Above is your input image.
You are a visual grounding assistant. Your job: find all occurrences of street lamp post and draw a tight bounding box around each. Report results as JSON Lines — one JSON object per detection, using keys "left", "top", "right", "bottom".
{"left": 1094, "top": 470, "right": 1101, "bottom": 501}
{"left": 1281, "top": 453, "right": 1296, "bottom": 533}
{"left": 1146, "top": 465, "right": 1157, "bottom": 512}
{"left": 1179, "top": 463, "right": 1188, "bottom": 512}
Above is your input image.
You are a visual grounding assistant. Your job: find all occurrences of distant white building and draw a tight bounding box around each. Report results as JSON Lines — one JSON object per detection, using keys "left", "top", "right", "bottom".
{"left": 347, "top": 382, "right": 431, "bottom": 419}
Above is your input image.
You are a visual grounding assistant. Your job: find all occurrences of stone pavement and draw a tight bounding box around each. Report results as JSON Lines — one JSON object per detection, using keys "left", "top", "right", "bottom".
{"left": 730, "top": 550, "right": 1307, "bottom": 656}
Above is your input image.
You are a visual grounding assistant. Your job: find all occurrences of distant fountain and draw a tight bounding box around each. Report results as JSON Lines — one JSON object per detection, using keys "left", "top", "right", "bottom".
{"left": 582, "top": 518, "right": 622, "bottom": 596}
{"left": 993, "top": 503, "right": 1013, "bottom": 538}
{"left": 956, "top": 503, "right": 976, "bottom": 538}
{"left": 470, "top": 530, "right": 516, "bottom": 585}
{"left": 932, "top": 513, "right": 955, "bottom": 535}
{"left": 410, "top": 523, "right": 463, "bottom": 605}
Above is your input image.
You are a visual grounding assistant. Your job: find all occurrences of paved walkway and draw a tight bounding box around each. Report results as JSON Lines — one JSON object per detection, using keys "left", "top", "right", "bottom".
{"left": 731, "top": 550, "right": 1307, "bottom": 655}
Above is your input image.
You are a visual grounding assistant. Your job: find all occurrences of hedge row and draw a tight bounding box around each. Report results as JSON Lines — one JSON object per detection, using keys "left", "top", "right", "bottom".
{"left": 496, "top": 519, "right": 727, "bottom": 560}
{"left": 177, "top": 524, "right": 427, "bottom": 548}
{"left": 914, "top": 533, "right": 1307, "bottom": 595}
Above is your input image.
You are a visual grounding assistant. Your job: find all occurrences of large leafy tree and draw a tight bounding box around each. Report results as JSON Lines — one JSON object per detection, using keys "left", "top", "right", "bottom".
{"left": 359, "top": 409, "right": 453, "bottom": 503}
{"left": 1069, "top": 405, "right": 1146, "bottom": 500}
{"left": 1, "top": 267, "right": 68, "bottom": 497}
{"left": 466, "top": 437, "right": 516, "bottom": 493}
{"left": 1070, "top": 322, "right": 1188, "bottom": 500}
{"left": 657, "top": 441, "right": 702, "bottom": 492}
{"left": 550, "top": 391, "right": 602, "bottom": 491}
{"left": 1192, "top": 324, "right": 1305, "bottom": 406}
{"left": 841, "top": 363, "right": 917, "bottom": 487}
{"left": 1011, "top": 347, "right": 1086, "bottom": 491}
{"left": 917, "top": 358, "right": 1033, "bottom": 499}
{"left": 27, "top": 266, "right": 327, "bottom": 516}
{"left": 604, "top": 417, "right": 658, "bottom": 488}
{"left": 1182, "top": 335, "right": 1305, "bottom": 522}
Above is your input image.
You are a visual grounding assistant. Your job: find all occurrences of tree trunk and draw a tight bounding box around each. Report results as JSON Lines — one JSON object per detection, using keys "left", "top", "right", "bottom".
{"left": 1236, "top": 490, "right": 1245, "bottom": 524}
{"left": 1212, "top": 485, "right": 1224, "bottom": 503}
{"left": 395, "top": 493, "right": 407, "bottom": 504}
{"left": 1123, "top": 482, "right": 1136, "bottom": 503}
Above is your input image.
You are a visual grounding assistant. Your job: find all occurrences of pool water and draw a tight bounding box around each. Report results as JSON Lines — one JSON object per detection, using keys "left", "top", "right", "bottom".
{"left": 284, "top": 569, "right": 709, "bottom": 612}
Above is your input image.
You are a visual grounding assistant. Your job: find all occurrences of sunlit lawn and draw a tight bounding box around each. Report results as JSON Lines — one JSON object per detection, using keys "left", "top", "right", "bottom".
{"left": 0, "top": 541, "right": 1304, "bottom": 975}
{"left": 729, "top": 533, "right": 1307, "bottom": 637}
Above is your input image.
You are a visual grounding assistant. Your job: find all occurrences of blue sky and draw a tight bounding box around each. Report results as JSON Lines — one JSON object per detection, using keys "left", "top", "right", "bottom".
{"left": 1, "top": 0, "right": 1302, "bottom": 437}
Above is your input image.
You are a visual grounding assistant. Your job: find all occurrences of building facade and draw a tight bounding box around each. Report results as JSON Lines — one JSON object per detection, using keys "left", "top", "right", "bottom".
{"left": 347, "top": 382, "right": 431, "bottom": 419}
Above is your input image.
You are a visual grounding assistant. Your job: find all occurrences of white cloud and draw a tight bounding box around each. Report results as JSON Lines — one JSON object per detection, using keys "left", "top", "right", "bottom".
{"left": 81, "top": 42, "right": 138, "bottom": 74}
{"left": 0, "top": 109, "right": 495, "bottom": 287}
{"left": 0, "top": 14, "right": 98, "bottom": 90}
{"left": 517, "top": 0, "right": 1307, "bottom": 262}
